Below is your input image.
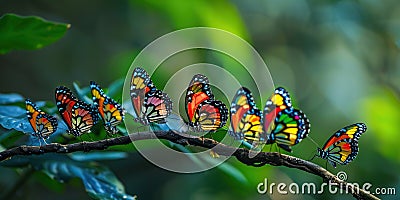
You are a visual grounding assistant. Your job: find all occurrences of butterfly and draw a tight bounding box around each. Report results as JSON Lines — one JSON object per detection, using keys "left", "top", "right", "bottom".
{"left": 263, "top": 87, "right": 310, "bottom": 152}
{"left": 185, "top": 74, "right": 228, "bottom": 132}
{"left": 25, "top": 99, "right": 58, "bottom": 141}
{"left": 130, "top": 67, "right": 172, "bottom": 124}
{"left": 264, "top": 107, "right": 310, "bottom": 152}
{"left": 315, "top": 123, "right": 367, "bottom": 168}
{"left": 55, "top": 86, "right": 98, "bottom": 136}
{"left": 90, "top": 81, "right": 125, "bottom": 134}
{"left": 228, "top": 87, "right": 264, "bottom": 147}
{"left": 229, "top": 87, "right": 310, "bottom": 151}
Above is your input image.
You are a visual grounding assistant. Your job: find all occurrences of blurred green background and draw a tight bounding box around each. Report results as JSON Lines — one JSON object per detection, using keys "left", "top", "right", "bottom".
{"left": 1, "top": 0, "right": 399, "bottom": 199}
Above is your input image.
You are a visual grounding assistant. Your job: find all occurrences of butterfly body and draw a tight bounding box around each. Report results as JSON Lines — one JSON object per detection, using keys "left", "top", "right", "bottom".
{"left": 316, "top": 123, "right": 367, "bottom": 167}
{"left": 90, "top": 81, "right": 125, "bottom": 134}
{"left": 55, "top": 86, "right": 98, "bottom": 137}
{"left": 25, "top": 99, "right": 58, "bottom": 140}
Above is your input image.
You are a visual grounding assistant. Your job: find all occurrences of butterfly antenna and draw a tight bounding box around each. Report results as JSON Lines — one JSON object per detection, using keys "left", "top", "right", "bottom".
{"left": 307, "top": 153, "right": 317, "bottom": 162}
{"left": 307, "top": 136, "right": 320, "bottom": 148}
{"left": 42, "top": 138, "right": 49, "bottom": 145}
{"left": 109, "top": 132, "right": 116, "bottom": 138}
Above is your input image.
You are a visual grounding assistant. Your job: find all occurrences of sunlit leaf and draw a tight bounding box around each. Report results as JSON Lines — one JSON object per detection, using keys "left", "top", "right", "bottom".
{"left": 0, "top": 14, "right": 70, "bottom": 54}
{"left": 361, "top": 88, "right": 400, "bottom": 163}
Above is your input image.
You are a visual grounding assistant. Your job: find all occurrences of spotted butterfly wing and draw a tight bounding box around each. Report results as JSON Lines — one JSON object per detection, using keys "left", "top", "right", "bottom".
{"left": 229, "top": 87, "right": 265, "bottom": 147}
{"left": 185, "top": 74, "right": 214, "bottom": 127}
{"left": 263, "top": 87, "right": 292, "bottom": 131}
{"left": 265, "top": 108, "right": 310, "bottom": 152}
{"left": 25, "top": 99, "right": 58, "bottom": 140}
{"left": 193, "top": 100, "right": 228, "bottom": 131}
{"left": 142, "top": 90, "right": 172, "bottom": 124}
{"left": 317, "top": 123, "right": 367, "bottom": 167}
{"left": 90, "top": 81, "right": 125, "bottom": 134}
{"left": 55, "top": 86, "right": 98, "bottom": 136}
{"left": 130, "top": 67, "right": 156, "bottom": 120}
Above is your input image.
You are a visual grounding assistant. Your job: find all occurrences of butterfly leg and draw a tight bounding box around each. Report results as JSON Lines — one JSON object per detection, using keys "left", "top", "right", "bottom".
{"left": 308, "top": 154, "right": 317, "bottom": 162}
{"left": 328, "top": 160, "right": 337, "bottom": 168}
{"left": 325, "top": 160, "right": 328, "bottom": 170}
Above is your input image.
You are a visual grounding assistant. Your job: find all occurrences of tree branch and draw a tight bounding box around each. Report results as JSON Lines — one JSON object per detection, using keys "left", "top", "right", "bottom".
{"left": 0, "top": 131, "right": 379, "bottom": 200}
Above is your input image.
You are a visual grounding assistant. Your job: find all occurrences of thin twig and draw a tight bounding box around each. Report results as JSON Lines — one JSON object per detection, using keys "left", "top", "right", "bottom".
{"left": 0, "top": 131, "right": 379, "bottom": 200}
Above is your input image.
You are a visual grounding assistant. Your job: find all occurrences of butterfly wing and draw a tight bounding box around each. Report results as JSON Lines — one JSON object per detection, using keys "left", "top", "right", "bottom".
{"left": 25, "top": 99, "right": 58, "bottom": 139}
{"left": 185, "top": 74, "right": 214, "bottom": 126}
{"left": 262, "top": 87, "right": 292, "bottom": 133}
{"left": 90, "top": 81, "right": 125, "bottom": 134}
{"left": 319, "top": 123, "right": 367, "bottom": 166}
{"left": 229, "top": 87, "right": 265, "bottom": 147}
{"left": 144, "top": 90, "right": 173, "bottom": 124}
{"left": 266, "top": 108, "right": 310, "bottom": 152}
{"left": 240, "top": 109, "right": 264, "bottom": 147}
{"left": 56, "top": 86, "right": 98, "bottom": 136}
{"left": 194, "top": 100, "right": 228, "bottom": 131}
{"left": 229, "top": 87, "right": 256, "bottom": 135}
{"left": 130, "top": 67, "right": 156, "bottom": 120}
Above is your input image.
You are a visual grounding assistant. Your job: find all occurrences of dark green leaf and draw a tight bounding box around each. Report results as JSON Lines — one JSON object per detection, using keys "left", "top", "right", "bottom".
{"left": 35, "top": 154, "right": 135, "bottom": 200}
{"left": 0, "top": 14, "right": 70, "bottom": 54}
{"left": 1, "top": 154, "right": 136, "bottom": 199}
{"left": 0, "top": 93, "right": 24, "bottom": 104}
{"left": 213, "top": 159, "right": 248, "bottom": 184}
{"left": 73, "top": 82, "right": 92, "bottom": 104}
{"left": 107, "top": 79, "right": 124, "bottom": 98}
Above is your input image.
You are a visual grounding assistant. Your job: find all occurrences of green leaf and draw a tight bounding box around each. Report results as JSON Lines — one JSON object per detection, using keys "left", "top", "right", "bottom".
{"left": 0, "top": 93, "right": 24, "bottom": 104}
{"left": 69, "top": 152, "right": 128, "bottom": 162}
{"left": 73, "top": 82, "right": 92, "bottom": 104}
{"left": 0, "top": 99, "right": 68, "bottom": 144}
{"left": 0, "top": 105, "right": 33, "bottom": 133}
{"left": 0, "top": 14, "right": 70, "bottom": 54}
{"left": 37, "top": 155, "right": 136, "bottom": 200}
{"left": 107, "top": 79, "right": 124, "bottom": 98}
{"left": 2, "top": 154, "right": 136, "bottom": 200}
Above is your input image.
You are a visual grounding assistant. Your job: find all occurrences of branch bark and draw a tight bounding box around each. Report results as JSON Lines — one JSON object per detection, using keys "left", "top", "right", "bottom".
{"left": 0, "top": 131, "right": 379, "bottom": 200}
